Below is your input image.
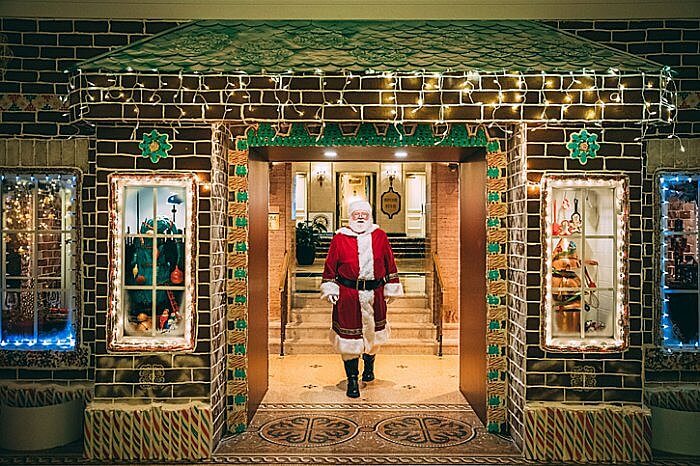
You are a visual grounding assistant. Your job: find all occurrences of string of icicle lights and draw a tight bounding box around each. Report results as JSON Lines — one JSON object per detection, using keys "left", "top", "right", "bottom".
{"left": 68, "top": 66, "right": 677, "bottom": 142}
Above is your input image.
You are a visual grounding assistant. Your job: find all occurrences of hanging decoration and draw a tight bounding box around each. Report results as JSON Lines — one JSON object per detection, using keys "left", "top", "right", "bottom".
{"left": 566, "top": 129, "right": 600, "bottom": 165}
{"left": 138, "top": 129, "right": 172, "bottom": 163}
{"left": 380, "top": 176, "right": 401, "bottom": 219}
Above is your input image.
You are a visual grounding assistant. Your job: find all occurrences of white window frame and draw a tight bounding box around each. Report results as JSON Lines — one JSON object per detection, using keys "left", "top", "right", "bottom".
{"left": 541, "top": 174, "right": 630, "bottom": 353}
{"left": 108, "top": 173, "right": 197, "bottom": 352}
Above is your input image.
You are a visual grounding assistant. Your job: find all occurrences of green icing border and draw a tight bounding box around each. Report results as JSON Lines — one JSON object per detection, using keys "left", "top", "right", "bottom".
{"left": 238, "top": 123, "right": 499, "bottom": 151}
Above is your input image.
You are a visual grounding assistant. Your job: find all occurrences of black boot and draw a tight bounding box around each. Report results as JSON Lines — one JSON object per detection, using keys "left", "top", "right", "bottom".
{"left": 343, "top": 358, "right": 360, "bottom": 398}
{"left": 362, "top": 353, "right": 375, "bottom": 382}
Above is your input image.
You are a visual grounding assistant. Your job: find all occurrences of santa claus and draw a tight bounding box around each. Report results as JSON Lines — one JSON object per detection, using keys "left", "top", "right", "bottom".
{"left": 320, "top": 200, "right": 403, "bottom": 398}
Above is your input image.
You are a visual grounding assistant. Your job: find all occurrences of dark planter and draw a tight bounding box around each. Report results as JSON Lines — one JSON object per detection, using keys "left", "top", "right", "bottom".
{"left": 296, "top": 244, "right": 316, "bottom": 265}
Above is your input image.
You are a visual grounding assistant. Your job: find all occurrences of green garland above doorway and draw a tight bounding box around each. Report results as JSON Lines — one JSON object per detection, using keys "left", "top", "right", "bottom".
{"left": 238, "top": 122, "right": 501, "bottom": 153}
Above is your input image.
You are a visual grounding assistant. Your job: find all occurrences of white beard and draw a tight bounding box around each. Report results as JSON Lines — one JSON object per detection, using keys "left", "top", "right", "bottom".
{"left": 349, "top": 219, "right": 372, "bottom": 233}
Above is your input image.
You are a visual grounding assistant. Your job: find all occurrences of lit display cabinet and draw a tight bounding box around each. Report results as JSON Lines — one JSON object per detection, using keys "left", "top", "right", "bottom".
{"left": 659, "top": 173, "right": 700, "bottom": 350}
{"left": 0, "top": 172, "right": 79, "bottom": 351}
{"left": 541, "top": 175, "right": 629, "bottom": 352}
{"left": 108, "top": 174, "right": 197, "bottom": 352}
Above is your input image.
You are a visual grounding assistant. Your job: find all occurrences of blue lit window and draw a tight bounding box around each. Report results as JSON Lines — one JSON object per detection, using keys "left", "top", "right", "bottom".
{"left": 0, "top": 172, "right": 79, "bottom": 351}
{"left": 659, "top": 173, "right": 699, "bottom": 350}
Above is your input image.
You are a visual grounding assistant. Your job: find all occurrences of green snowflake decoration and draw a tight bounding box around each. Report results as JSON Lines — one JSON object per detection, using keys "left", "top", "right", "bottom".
{"left": 567, "top": 129, "right": 600, "bottom": 164}
{"left": 138, "top": 129, "right": 172, "bottom": 163}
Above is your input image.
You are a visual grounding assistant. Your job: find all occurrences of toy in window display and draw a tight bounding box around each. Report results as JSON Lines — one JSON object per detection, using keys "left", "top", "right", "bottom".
{"left": 551, "top": 238, "right": 582, "bottom": 333}
{"left": 126, "top": 215, "right": 185, "bottom": 335}
{"left": 569, "top": 198, "right": 582, "bottom": 234}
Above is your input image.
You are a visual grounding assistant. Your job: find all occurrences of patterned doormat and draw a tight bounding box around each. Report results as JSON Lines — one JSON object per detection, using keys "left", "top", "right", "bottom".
{"left": 215, "top": 402, "right": 522, "bottom": 464}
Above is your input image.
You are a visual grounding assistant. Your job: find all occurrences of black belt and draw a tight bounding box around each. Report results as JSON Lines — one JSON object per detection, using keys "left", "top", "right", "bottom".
{"left": 336, "top": 275, "right": 387, "bottom": 291}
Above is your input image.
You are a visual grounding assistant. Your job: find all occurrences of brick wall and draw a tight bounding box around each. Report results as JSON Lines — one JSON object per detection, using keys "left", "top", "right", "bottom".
{"left": 430, "top": 163, "right": 460, "bottom": 323}
{"left": 520, "top": 124, "right": 645, "bottom": 405}
{"left": 268, "top": 162, "right": 293, "bottom": 321}
{"left": 0, "top": 19, "right": 177, "bottom": 386}
{"left": 92, "top": 123, "right": 215, "bottom": 401}
{"left": 550, "top": 19, "right": 700, "bottom": 137}
{"left": 1, "top": 18, "right": 179, "bottom": 137}
{"left": 0, "top": 15, "right": 698, "bottom": 443}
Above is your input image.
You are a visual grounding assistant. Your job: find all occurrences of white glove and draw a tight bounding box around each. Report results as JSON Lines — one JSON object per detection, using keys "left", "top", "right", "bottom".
{"left": 327, "top": 295, "right": 339, "bottom": 304}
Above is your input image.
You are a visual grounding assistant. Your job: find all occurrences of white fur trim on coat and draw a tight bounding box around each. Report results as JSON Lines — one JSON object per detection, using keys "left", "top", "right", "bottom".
{"left": 384, "top": 282, "right": 404, "bottom": 297}
{"left": 333, "top": 290, "right": 390, "bottom": 359}
{"left": 330, "top": 332, "right": 365, "bottom": 360}
{"left": 320, "top": 281, "right": 340, "bottom": 300}
{"left": 356, "top": 232, "right": 374, "bottom": 280}
{"left": 336, "top": 224, "right": 378, "bottom": 237}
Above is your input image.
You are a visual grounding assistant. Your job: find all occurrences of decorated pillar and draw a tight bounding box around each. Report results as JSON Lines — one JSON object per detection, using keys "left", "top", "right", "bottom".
{"left": 83, "top": 124, "right": 226, "bottom": 460}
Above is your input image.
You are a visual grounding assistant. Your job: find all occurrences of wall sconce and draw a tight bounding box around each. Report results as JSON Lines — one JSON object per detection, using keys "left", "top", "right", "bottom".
{"left": 314, "top": 168, "right": 328, "bottom": 187}
{"left": 384, "top": 166, "right": 399, "bottom": 186}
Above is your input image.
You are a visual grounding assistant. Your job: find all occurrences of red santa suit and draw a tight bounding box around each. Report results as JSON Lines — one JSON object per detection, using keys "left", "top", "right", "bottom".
{"left": 320, "top": 222, "right": 403, "bottom": 359}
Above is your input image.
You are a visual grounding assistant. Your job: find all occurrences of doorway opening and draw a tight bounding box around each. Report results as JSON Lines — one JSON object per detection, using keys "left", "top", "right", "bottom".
{"left": 219, "top": 143, "right": 515, "bottom": 454}
{"left": 246, "top": 144, "right": 489, "bottom": 414}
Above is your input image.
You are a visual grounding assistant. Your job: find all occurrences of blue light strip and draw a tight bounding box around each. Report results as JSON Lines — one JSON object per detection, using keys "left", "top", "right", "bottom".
{"left": 0, "top": 327, "right": 76, "bottom": 351}
{"left": 0, "top": 172, "right": 79, "bottom": 352}
{"left": 659, "top": 173, "right": 700, "bottom": 350}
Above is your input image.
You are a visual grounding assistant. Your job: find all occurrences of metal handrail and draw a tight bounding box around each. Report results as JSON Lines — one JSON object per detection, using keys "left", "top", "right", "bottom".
{"left": 431, "top": 252, "right": 445, "bottom": 357}
{"left": 278, "top": 251, "right": 290, "bottom": 356}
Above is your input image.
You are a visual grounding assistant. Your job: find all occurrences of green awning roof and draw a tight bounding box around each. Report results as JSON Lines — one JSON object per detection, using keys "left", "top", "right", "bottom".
{"left": 76, "top": 20, "right": 662, "bottom": 75}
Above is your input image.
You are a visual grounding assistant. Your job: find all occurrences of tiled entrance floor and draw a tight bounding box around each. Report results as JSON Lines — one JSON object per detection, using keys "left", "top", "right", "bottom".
{"left": 263, "top": 354, "right": 466, "bottom": 404}
{"left": 216, "top": 354, "right": 520, "bottom": 459}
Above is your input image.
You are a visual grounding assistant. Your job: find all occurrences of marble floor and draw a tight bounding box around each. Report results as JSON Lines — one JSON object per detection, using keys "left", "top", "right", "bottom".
{"left": 216, "top": 354, "right": 521, "bottom": 461}
{"left": 263, "top": 354, "right": 465, "bottom": 404}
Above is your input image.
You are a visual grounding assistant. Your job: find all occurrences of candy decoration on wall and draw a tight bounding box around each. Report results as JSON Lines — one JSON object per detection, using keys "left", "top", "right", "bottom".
{"left": 85, "top": 402, "right": 213, "bottom": 460}
{"left": 139, "top": 129, "right": 173, "bottom": 163}
{"left": 567, "top": 129, "right": 600, "bottom": 165}
{"left": 523, "top": 404, "right": 651, "bottom": 462}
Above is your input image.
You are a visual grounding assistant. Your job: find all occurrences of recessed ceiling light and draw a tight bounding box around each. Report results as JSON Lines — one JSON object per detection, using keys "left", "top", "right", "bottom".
{"left": 395, "top": 150, "right": 408, "bottom": 158}
{"left": 324, "top": 150, "right": 337, "bottom": 157}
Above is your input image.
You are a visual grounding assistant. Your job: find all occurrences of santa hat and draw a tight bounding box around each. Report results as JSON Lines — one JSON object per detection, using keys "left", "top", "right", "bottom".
{"left": 349, "top": 200, "right": 372, "bottom": 214}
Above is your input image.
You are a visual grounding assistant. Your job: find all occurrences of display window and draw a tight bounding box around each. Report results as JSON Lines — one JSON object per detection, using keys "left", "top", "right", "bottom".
{"left": 108, "top": 174, "right": 197, "bottom": 352}
{"left": 541, "top": 175, "right": 629, "bottom": 352}
{"left": 0, "top": 172, "right": 79, "bottom": 351}
{"left": 659, "top": 173, "right": 700, "bottom": 350}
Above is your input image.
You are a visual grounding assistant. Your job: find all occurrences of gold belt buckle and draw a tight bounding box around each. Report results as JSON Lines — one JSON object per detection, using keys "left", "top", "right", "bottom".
{"left": 356, "top": 279, "right": 364, "bottom": 290}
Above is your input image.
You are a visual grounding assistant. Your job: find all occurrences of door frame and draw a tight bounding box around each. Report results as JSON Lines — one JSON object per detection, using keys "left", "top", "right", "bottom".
{"left": 404, "top": 171, "right": 426, "bottom": 237}
{"left": 226, "top": 123, "right": 509, "bottom": 435}
{"left": 335, "top": 171, "right": 377, "bottom": 228}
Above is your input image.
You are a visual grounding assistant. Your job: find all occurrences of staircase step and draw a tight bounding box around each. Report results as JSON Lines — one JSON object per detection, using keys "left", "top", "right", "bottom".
{"left": 287, "top": 309, "right": 433, "bottom": 324}
{"left": 292, "top": 294, "right": 429, "bottom": 308}
{"left": 283, "top": 322, "right": 437, "bottom": 341}
{"left": 275, "top": 338, "right": 449, "bottom": 355}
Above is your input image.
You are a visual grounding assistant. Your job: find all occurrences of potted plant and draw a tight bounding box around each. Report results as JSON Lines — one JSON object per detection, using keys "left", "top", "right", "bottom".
{"left": 295, "top": 220, "right": 327, "bottom": 265}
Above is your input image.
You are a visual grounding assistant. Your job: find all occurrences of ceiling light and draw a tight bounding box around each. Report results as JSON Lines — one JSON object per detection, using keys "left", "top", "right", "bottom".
{"left": 395, "top": 150, "right": 408, "bottom": 158}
